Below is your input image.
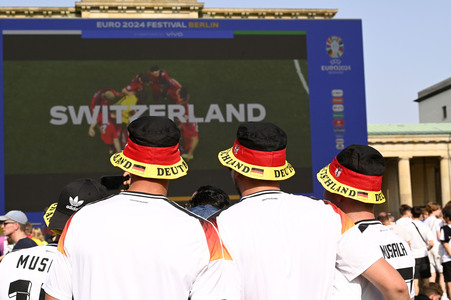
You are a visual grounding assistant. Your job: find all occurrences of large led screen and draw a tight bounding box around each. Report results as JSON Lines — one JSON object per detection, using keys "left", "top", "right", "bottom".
{"left": 0, "top": 19, "right": 367, "bottom": 222}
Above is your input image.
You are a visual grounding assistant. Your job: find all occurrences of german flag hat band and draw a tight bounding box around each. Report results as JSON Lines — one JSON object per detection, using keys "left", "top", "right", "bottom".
{"left": 218, "top": 140, "right": 295, "bottom": 181}
{"left": 110, "top": 139, "right": 188, "bottom": 179}
{"left": 110, "top": 117, "right": 187, "bottom": 179}
{"left": 317, "top": 157, "right": 385, "bottom": 204}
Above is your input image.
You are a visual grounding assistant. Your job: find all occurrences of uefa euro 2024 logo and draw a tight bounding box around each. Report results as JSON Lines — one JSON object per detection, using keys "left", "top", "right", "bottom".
{"left": 326, "top": 36, "right": 344, "bottom": 58}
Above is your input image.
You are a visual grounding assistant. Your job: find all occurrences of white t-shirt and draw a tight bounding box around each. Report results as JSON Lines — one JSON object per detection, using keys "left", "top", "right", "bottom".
{"left": 424, "top": 215, "right": 443, "bottom": 254}
{"left": 440, "top": 224, "right": 451, "bottom": 263}
{"left": 215, "top": 190, "right": 382, "bottom": 300}
{"left": 396, "top": 217, "right": 433, "bottom": 258}
{"left": 332, "top": 220, "right": 415, "bottom": 300}
{"left": 387, "top": 223, "right": 412, "bottom": 244}
{"left": 0, "top": 244, "right": 58, "bottom": 300}
{"left": 424, "top": 215, "right": 442, "bottom": 243}
{"left": 44, "top": 191, "right": 240, "bottom": 300}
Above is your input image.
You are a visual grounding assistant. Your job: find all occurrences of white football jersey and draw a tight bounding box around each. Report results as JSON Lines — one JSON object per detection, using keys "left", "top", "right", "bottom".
{"left": 44, "top": 191, "right": 240, "bottom": 300}
{"left": 215, "top": 190, "right": 382, "bottom": 300}
{"left": 333, "top": 220, "right": 415, "bottom": 300}
{"left": 0, "top": 244, "right": 58, "bottom": 300}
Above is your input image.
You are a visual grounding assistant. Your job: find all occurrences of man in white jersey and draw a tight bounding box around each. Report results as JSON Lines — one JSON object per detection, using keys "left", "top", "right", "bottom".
{"left": 0, "top": 178, "right": 107, "bottom": 300}
{"left": 424, "top": 202, "right": 445, "bottom": 292}
{"left": 44, "top": 116, "right": 240, "bottom": 300}
{"left": 397, "top": 204, "right": 434, "bottom": 295}
{"left": 214, "top": 122, "right": 409, "bottom": 300}
{"left": 317, "top": 144, "right": 416, "bottom": 299}
{"left": 439, "top": 205, "right": 451, "bottom": 297}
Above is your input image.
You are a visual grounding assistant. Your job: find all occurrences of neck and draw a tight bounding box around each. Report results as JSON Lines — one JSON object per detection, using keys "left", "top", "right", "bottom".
{"left": 337, "top": 198, "right": 375, "bottom": 223}
{"left": 10, "top": 230, "right": 27, "bottom": 244}
{"left": 346, "top": 211, "right": 375, "bottom": 223}
{"left": 241, "top": 185, "right": 280, "bottom": 197}
{"left": 127, "top": 176, "right": 169, "bottom": 196}
{"left": 240, "top": 180, "right": 280, "bottom": 198}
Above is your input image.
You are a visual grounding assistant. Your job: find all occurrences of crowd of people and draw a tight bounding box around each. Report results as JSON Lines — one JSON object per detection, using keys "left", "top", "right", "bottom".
{"left": 0, "top": 115, "right": 448, "bottom": 299}
{"left": 375, "top": 201, "right": 451, "bottom": 300}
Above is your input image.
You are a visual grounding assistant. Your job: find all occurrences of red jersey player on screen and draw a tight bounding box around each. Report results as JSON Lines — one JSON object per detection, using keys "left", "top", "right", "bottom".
{"left": 122, "top": 73, "right": 151, "bottom": 105}
{"left": 88, "top": 88, "right": 123, "bottom": 154}
{"left": 148, "top": 65, "right": 181, "bottom": 104}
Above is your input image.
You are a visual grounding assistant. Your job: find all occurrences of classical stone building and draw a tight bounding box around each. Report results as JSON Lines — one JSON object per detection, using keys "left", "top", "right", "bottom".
{"left": 0, "top": 0, "right": 337, "bottom": 19}
{"left": 369, "top": 123, "right": 451, "bottom": 216}
{"left": 368, "top": 78, "right": 451, "bottom": 217}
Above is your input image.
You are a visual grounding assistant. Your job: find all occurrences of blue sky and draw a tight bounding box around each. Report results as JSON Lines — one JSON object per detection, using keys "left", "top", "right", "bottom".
{"left": 1, "top": 0, "right": 450, "bottom": 124}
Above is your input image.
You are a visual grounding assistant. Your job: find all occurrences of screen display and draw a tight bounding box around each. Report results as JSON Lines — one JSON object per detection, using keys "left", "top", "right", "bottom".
{"left": 0, "top": 19, "right": 367, "bottom": 222}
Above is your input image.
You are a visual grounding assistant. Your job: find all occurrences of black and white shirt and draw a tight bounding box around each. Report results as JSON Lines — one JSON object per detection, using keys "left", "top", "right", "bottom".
{"left": 333, "top": 220, "right": 415, "bottom": 300}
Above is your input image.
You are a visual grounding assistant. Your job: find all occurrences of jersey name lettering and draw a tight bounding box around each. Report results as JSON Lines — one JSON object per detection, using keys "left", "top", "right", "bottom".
{"left": 380, "top": 242, "right": 408, "bottom": 259}
{"left": 16, "top": 254, "right": 53, "bottom": 273}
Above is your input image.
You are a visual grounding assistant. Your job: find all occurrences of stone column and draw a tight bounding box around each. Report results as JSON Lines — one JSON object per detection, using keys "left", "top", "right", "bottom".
{"left": 398, "top": 157, "right": 413, "bottom": 206}
{"left": 441, "top": 157, "right": 451, "bottom": 205}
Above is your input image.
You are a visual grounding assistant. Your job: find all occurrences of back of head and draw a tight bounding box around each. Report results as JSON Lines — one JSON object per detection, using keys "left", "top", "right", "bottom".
{"left": 317, "top": 144, "right": 386, "bottom": 204}
{"left": 421, "top": 282, "right": 443, "bottom": 297}
{"left": 25, "top": 222, "right": 33, "bottom": 235}
{"left": 426, "top": 202, "right": 441, "bottom": 214}
{"left": 411, "top": 206, "right": 423, "bottom": 219}
{"left": 189, "top": 185, "right": 231, "bottom": 210}
{"left": 103, "top": 91, "right": 115, "bottom": 102}
{"left": 399, "top": 204, "right": 412, "bottom": 216}
{"left": 377, "top": 214, "right": 390, "bottom": 225}
{"left": 443, "top": 205, "right": 451, "bottom": 220}
{"left": 149, "top": 65, "right": 160, "bottom": 72}
{"left": 217, "top": 122, "right": 295, "bottom": 181}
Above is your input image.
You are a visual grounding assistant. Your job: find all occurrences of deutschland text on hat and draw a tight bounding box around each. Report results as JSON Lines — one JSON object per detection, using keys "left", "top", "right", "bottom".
{"left": 218, "top": 122, "right": 295, "bottom": 181}
{"left": 110, "top": 116, "right": 188, "bottom": 179}
{"left": 317, "top": 144, "right": 386, "bottom": 204}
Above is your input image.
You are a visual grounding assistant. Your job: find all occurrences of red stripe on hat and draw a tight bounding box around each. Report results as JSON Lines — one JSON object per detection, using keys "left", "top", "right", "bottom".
{"left": 123, "top": 138, "right": 180, "bottom": 165}
{"left": 233, "top": 140, "right": 286, "bottom": 167}
{"left": 328, "top": 157, "right": 382, "bottom": 191}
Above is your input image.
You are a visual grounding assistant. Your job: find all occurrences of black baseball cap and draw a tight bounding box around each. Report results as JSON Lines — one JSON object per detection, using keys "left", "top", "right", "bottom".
{"left": 46, "top": 178, "right": 108, "bottom": 232}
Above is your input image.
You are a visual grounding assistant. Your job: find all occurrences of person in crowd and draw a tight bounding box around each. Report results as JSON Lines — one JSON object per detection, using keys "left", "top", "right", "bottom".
{"left": 0, "top": 178, "right": 107, "bottom": 300}
{"left": 122, "top": 73, "right": 151, "bottom": 104}
{"left": 32, "top": 227, "right": 48, "bottom": 246}
{"left": 415, "top": 282, "right": 443, "bottom": 300}
{"left": 0, "top": 210, "right": 37, "bottom": 261}
{"left": 213, "top": 122, "right": 409, "bottom": 299}
{"left": 148, "top": 65, "right": 181, "bottom": 104}
{"left": 397, "top": 205, "right": 435, "bottom": 295}
{"left": 378, "top": 214, "right": 412, "bottom": 247}
{"left": 439, "top": 205, "right": 451, "bottom": 298}
{"left": 25, "top": 222, "right": 43, "bottom": 246}
{"left": 424, "top": 202, "right": 445, "bottom": 294}
{"left": 388, "top": 212, "right": 396, "bottom": 224}
{"left": 0, "top": 235, "right": 14, "bottom": 257}
{"left": 45, "top": 116, "right": 240, "bottom": 300}
{"left": 88, "top": 88, "right": 123, "bottom": 154}
{"left": 188, "top": 185, "right": 231, "bottom": 218}
{"left": 421, "top": 207, "right": 430, "bottom": 221}
{"left": 317, "top": 144, "right": 416, "bottom": 299}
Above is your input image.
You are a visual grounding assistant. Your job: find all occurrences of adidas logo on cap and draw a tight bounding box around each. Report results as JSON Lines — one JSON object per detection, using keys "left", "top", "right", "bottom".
{"left": 66, "top": 196, "right": 84, "bottom": 211}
